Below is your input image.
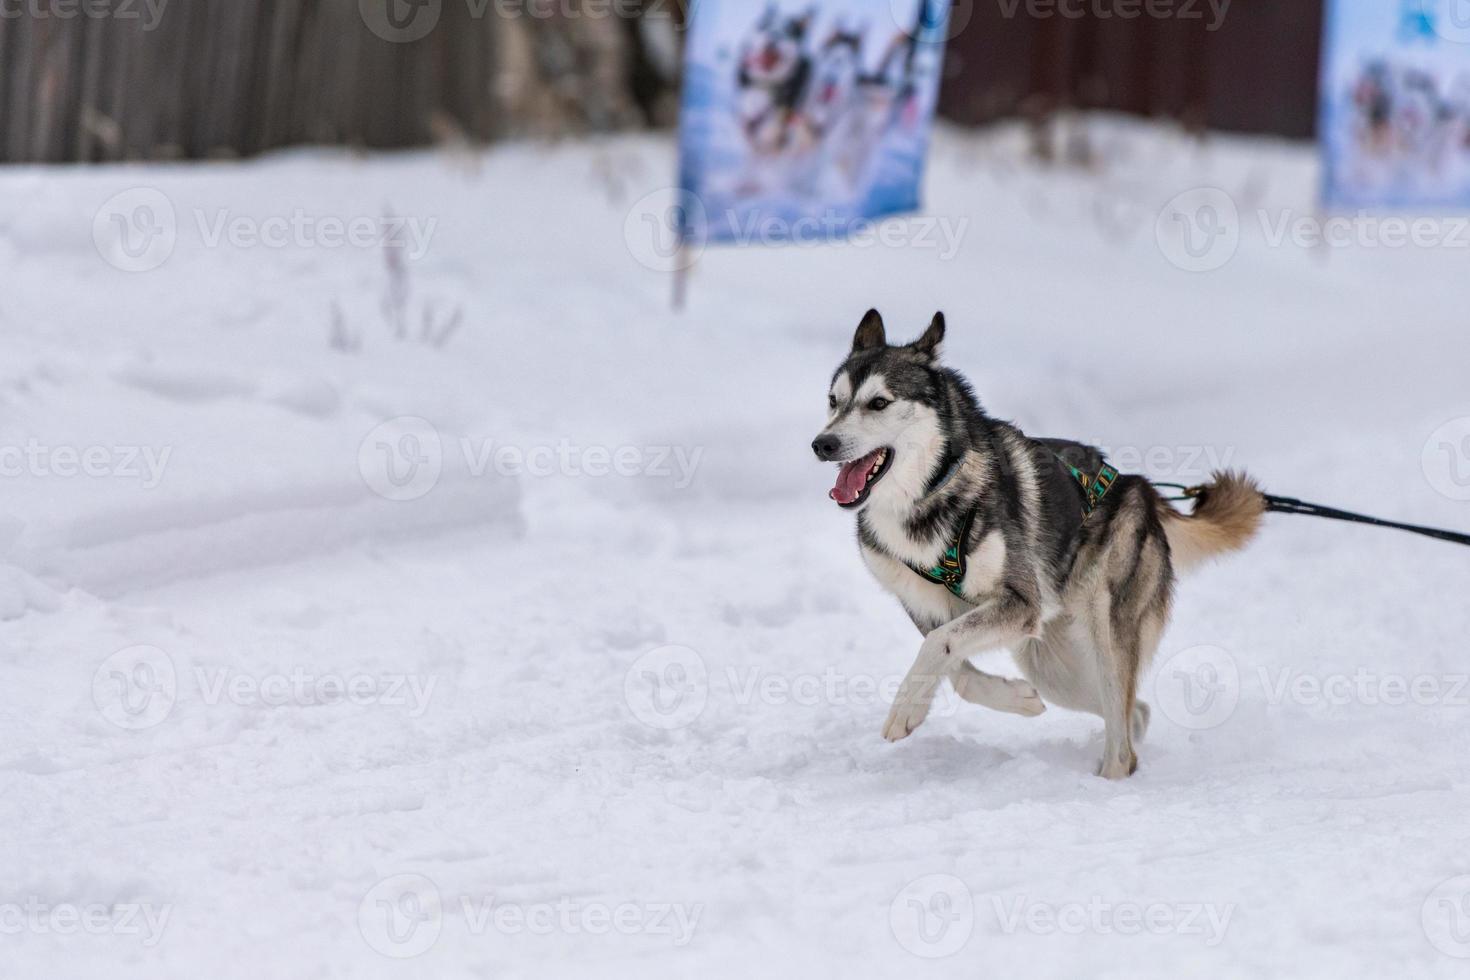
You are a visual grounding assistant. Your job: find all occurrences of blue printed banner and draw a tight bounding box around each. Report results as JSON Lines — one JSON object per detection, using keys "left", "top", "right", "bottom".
{"left": 1320, "top": 1, "right": 1470, "bottom": 209}
{"left": 677, "top": 1, "right": 953, "bottom": 246}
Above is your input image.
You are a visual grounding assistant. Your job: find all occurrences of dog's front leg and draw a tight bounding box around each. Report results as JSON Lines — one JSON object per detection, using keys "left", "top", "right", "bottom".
{"left": 895, "top": 601, "right": 1043, "bottom": 720}
{"left": 882, "top": 589, "right": 1043, "bottom": 742}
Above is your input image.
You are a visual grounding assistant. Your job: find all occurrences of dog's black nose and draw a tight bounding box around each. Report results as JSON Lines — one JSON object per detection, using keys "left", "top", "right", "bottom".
{"left": 812, "top": 434, "right": 841, "bottom": 460}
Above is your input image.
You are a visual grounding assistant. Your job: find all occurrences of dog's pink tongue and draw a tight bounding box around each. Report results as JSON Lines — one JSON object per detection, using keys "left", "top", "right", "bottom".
{"left": 830, "top": 450, "right": 880, "bottom": 505}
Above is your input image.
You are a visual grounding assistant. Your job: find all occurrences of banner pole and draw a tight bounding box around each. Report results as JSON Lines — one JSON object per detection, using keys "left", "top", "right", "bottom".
{"left": 672, "top": 239, "right": 689, "bottom": 312}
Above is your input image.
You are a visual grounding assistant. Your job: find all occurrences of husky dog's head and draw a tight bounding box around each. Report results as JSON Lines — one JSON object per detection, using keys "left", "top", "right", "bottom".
{"left": 812, "top": 309, "right": 949, "bottom": 510}
{"left": 739, "top": 4, "right": 814, "bottom": 87}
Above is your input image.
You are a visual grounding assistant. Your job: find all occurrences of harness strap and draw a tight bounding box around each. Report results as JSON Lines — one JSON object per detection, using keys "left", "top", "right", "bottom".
{"left": 909, "top": 507, "right": 979, "bottom": 599}
{"left": 902, "top": 454, "right": 1120, "bottom": 598}
{"left": 1060, "top": 457, "right": 1120, "bottom": 515}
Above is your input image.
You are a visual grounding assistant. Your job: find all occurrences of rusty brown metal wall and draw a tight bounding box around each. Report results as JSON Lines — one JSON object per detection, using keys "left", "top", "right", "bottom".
{"left": 938, "top": 0, "right": 1326, "bottom": 139}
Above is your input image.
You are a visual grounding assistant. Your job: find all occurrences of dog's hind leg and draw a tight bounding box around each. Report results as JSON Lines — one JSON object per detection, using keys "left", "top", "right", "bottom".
{"left": 1013, "top": 618, "right": 1156, "bottom": 759}
{"left": 952, "top": 662, "right": 1046, "bottom": 716}
{"left": 1013, "top": 622, "right": 1101, "bottom": 715}
{"left": 1087, "top": 583, "right": 1168, "bottom": 778}
{"left": 1088, "top": 596, "right": 1141, "bottom": 780}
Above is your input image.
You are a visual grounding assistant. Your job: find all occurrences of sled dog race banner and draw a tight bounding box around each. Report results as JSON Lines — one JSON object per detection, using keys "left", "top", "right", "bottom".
{"left": 676, "top": 0, "right": 954, "bottom": 248}
{"left": 1319, "top": 1, "right": 1470, "bottom": 209}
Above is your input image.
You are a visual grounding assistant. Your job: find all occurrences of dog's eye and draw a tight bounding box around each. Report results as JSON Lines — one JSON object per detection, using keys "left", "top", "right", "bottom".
{"left": 828, "top": 394, "right": 837, "bottom": 409}
{"left": 868, "top": 397, "right": 890, "bottom": 411}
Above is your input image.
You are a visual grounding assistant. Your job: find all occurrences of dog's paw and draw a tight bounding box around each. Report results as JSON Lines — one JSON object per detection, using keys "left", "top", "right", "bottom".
{"left": 1095, "top": 752, "right": 1139, "bottom": 780}
{"left": 1007, "top": 680, "right": 1046, "bottom": 717}
{"left": 882, "top": 697, "right": 932, "bottom": 742}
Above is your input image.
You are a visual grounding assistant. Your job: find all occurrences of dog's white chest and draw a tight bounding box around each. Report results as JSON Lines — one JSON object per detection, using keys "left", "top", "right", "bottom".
{"left": 858, "top": 519, "right": 1009, "bottom": 629}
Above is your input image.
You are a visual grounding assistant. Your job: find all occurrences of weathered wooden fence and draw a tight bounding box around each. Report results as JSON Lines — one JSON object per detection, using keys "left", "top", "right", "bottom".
{"left": 0, "top": 0, "right": 1325, "bottom": 164}
{"left": 0, "top": 0, "right": 682, "bottom": 162}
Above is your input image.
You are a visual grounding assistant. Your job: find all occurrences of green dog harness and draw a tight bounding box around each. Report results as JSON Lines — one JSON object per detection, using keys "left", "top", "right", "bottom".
{"left": 912, "top": 507, "right": 980, "bottom": 598}
{"left": 1060, "top": 458, "right": 1120, "bottom": 516}
{"left": 904, "top": 454, "right": 1120, "bottom": 599}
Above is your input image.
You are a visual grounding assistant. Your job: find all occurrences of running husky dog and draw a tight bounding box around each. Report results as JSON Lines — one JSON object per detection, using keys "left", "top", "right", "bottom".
{"left": 812, "top": 311, "right": 1264, "bottom": 778}
{"left": 737, "top": 6, "right": 816, "bottom": 154}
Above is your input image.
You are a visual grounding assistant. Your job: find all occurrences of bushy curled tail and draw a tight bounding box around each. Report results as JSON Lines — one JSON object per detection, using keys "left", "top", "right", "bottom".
{"left": 1159, "top": 470, "right": 1266, "bottom": 573}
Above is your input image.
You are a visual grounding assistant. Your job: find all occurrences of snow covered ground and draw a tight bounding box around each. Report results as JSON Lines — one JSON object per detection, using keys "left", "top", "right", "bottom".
{"left": 2, "top": 119, "right": 1469, "bottom": 979}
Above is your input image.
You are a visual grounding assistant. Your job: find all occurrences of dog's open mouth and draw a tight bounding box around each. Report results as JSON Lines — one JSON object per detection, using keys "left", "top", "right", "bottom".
{"left": 829, "top": 448, "right": 891, "bottom": 508}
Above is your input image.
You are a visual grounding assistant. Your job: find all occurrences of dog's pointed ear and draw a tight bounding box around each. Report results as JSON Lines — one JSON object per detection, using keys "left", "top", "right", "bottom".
{"left": 911, "top": 312, "right": 945, "bottom": 359}
{"left": 852, "top": 309, "right": 886, "bottom": 353}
